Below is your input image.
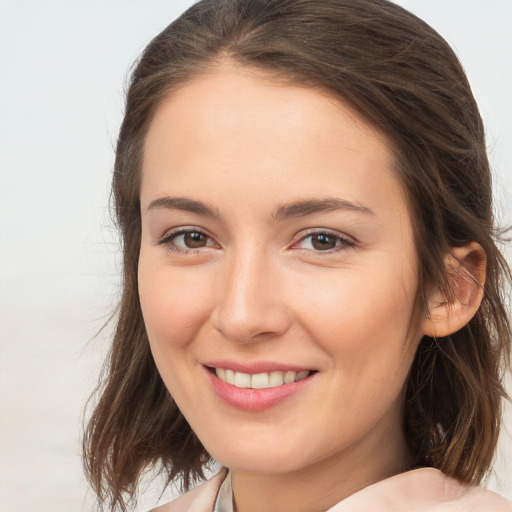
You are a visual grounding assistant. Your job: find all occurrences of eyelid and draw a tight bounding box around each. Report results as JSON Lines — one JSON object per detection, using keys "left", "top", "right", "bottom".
{"left": 291, "top": 228, "right": 356, "bottom": 252}
{"left": 156, "top": 226, "right": 220, "bottom": 252}
{"left": 155, "top": 226, "right": 355, "bottom": 254}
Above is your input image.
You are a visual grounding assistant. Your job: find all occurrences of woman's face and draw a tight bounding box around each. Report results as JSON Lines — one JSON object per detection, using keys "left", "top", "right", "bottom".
{"left": 138, "top": 66, "right": 425, "bottom": 476}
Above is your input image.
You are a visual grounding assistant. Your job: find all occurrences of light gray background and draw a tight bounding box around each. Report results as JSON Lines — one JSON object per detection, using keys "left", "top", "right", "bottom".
{"left": 0, "top": 1, "right": 511, "bottom": 511}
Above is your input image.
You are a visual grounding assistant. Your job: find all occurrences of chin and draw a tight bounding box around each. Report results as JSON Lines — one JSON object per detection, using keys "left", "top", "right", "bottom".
{"left": 201, "top": 434, "right": 322, "bottom": 475}
{"left": 215, "top": 452, "right": 304, "bottom": 474}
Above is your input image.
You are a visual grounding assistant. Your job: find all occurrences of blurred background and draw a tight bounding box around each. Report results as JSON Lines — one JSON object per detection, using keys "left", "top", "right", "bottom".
{"left": 0, "top": 1, "right": 511, "bottom": 510}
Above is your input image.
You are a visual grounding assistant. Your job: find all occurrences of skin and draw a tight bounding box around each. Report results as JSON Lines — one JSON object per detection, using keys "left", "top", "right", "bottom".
{"left": 138, "top": 64, "right": 482, "bottom": 512}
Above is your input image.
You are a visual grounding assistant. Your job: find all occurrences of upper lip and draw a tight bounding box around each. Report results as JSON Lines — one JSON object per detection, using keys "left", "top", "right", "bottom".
{"left": 203, "top": 359, "right": 315, "bottom": 374}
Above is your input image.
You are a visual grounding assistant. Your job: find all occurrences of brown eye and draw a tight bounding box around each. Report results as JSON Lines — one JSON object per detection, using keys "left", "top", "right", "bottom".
{"left": 161, "top": 230, "right": 216, "bottom": 252}
{"left": 183, "top": 231, "right": 208, "bottom": 248}
{"left": 310, "top": 233, "right": 337, "bottom": 250}
{"left": 295, "top": 231, "right": 354, "bottom": 253}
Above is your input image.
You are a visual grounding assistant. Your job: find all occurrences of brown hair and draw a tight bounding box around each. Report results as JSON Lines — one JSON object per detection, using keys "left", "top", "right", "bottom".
{"left": 83, "top": 0, "right": 511, "bottom": 509}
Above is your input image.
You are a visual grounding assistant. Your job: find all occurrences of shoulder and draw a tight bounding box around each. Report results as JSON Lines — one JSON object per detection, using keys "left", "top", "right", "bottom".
{"left": 330, "top": 468, "right": 512, "bottom": 512}
{"left": 150, "top": 468, "right": 227, "bottom": 512}
{"left": 434, "top": 474, "right": 512, "bottom": 512}
{"left": 416, "top": 469, "right": 512, "bottom": 512}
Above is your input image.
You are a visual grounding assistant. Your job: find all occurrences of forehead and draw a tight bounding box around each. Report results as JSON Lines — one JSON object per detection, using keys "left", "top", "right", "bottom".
{"left": 141, "top": 66, "right": 407, "bottom": 224}
{"left": 145, "top": 65, "right": 390, "bottom": 161}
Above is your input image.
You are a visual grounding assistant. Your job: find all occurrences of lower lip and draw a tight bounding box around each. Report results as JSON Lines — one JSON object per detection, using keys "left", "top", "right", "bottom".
{"left": 205, "top": 367, "right": 315, "bottom": 412}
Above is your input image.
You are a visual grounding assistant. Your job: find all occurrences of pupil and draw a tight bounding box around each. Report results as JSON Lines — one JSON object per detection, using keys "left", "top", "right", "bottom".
{"left": 312, "top": 234, "right": 336, "bottom": 250}
{"left": 184, "top": 232, "right": 206, "bottom": 248}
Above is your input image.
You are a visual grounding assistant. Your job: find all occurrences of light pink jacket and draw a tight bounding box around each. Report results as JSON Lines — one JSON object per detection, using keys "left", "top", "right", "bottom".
{"left": 152, "top": 468, "right": 512, "bottom": 512}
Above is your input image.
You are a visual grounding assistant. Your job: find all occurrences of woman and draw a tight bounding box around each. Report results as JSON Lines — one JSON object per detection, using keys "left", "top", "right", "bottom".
{"left": 83, "top": 0, "right": 512, "bottom": 510}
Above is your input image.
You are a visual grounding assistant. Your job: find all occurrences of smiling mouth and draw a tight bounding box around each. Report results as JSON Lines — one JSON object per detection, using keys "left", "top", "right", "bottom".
{"left": 208, "top": 367, "right": 315, "bottom": 390}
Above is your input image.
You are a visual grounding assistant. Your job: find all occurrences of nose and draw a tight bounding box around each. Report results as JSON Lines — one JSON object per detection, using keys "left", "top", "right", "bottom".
{"left": 211, "top": 249, "right": 291, "bottom": 344}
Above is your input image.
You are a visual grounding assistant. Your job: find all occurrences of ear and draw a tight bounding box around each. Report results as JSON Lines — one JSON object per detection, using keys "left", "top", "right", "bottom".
{"left": 422, "top": 242, "right": 486, "bottom": 338}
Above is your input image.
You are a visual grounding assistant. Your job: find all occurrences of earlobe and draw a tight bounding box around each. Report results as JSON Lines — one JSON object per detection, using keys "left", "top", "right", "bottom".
{"left": 422, "top": 242, "right": 486, "bottom": 338}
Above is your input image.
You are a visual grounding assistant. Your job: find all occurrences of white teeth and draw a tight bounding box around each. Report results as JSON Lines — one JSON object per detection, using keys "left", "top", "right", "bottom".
{"left": 215, "top": 368, "right": 311, "bottom": 389}
{"left": 296, "top": 370, "right": 309, "bottom": 381}
{"left": 251, "top": 372, "right": 269, "bottom": 389}
{"left": 225, "top": 369, "right": 235, "bottom": 385}
{"left": 284, "top": 371, "right": 296, "bottom": 384}
{"left": 269, "top": 371, "right": 284, "bottom": 387}
{"left": 234, "top": 371, "right": 251, "bottom": 388}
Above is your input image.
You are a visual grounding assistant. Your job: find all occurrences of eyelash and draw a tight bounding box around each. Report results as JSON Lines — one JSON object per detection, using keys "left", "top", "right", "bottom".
{"left": 157, "top": 228, "right": 355, "bottom": 255}
{"left": 292, "top": 229, "right": 355, "bottom": 254}
{"left": 157, "top": 228, "right": 218, "bottom": 255}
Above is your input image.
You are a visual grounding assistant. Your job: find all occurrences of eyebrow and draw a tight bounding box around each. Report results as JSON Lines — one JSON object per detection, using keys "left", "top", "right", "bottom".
{"left": 273, "top": 198, "right": 375, "bottom": 220}
{"left": 146, "top": 196, "right": 219, "bottom": 217}
{"left": 146, "top": 196, "right": 374, "bottom": 220}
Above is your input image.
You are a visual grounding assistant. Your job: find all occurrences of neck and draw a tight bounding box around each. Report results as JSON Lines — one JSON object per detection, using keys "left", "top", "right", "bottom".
{"left": 230, "top": 419, "right": 414, "bottom": 512}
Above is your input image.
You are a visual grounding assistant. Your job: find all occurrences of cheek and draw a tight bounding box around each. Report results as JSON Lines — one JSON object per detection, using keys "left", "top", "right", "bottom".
{"left": 301, "top": 266, "right": 415, "bottom": 337}
{"left": 295, "top": 260, "right": 418, "bottom": 385}
{"left": 138, "top": 257, "right": 212, "bottom": 411}
{"left": 138, "top": 257, "right": 214, "bottom": 350}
